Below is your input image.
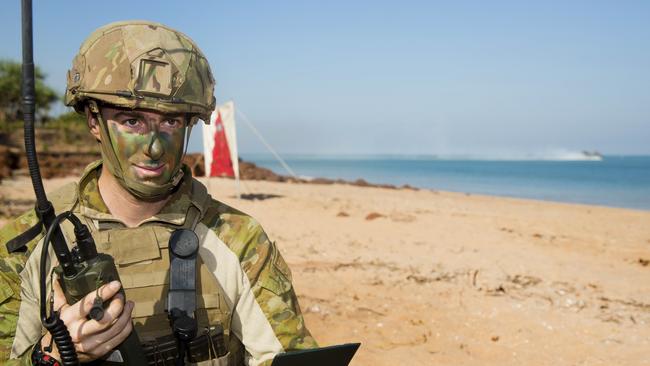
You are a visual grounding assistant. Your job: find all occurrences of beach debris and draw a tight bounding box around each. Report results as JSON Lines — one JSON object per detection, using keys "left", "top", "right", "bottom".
{"left": 459, "top": 343, "right": 470, "bottom": 354}
{"left": 370, "top": 277, "right": 384, "bottom": 286}
{"left": 601, "top": 337, "right": 623, "bottom": 345}
{"left": 552, "top": 281, "right": 577, "bottom": 295}
{"left": 507, "top": 274, "right": 542, "bottom": 288}
{"left": 401, "top": 184, "right": 419, "bottom": 191}
{"left": 332, "top": 259, "right": 400, "bottom": 272}
{"left": 562, "top": 297, "right": 586, "bottom": 311}
{"left": 333, "top": 262, "right": 363, "bottom": 271}
{"left": 365, "top": 212, "right": 385, "bottom": 220}
{"left": 383, "top": 333, "right": 429, "bottom": 348}
{"left": 306, "top": 304, "right": 321, "bottom": 313}
{"left": 541, "top": 321, "right": 554, "bottom": 331}
{"left": 305, "top": 303, "right": 331, "bottom": 317}
{"left": 491, "top": 335, "right": 500, "bottom": 342}
{"left": 357, "top": 307, "right": 385, "bottom": 316}
{"left": 597, "top": 296, "right": 650, "bottom": 311}
{"left": 336, "top": 211, "right": 350, "bottom": 217}
{"left": 486, "top": 285, "right": 507, "bottom": 296}
{"left": 587, "top": 283, "right": 600, "bottom": 290}
{"left": 239, "top": 193, "right": 282, "bottom": 201}
{"left": 472, "top": 269, "right": 479, "bottom": 287}
{"left": 638, "top": 258, "right": 649, "bottom": 267}
{"left": 406, "top": 274, "right": 434, "bottom": 284}
{"left": 598, "top": 313, "right": 624, "bottom": 324}
{"left": 532, "top": 233, "right": 543, "bottom": 239}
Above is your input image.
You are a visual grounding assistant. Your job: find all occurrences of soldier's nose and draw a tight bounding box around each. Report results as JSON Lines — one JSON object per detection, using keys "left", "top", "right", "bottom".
{"left": 147, "top": 135, "right": 164, "bottom": 160}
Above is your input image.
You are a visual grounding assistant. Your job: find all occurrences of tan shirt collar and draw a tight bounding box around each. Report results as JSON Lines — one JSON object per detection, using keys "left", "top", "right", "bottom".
{"left": 77, "top": 160, "right": 196, "bottom": 228}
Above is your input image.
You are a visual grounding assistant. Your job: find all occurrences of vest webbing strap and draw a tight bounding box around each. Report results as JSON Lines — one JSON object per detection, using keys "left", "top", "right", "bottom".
{"left": 5, "top": 220, "right": 43, "bottom": 253}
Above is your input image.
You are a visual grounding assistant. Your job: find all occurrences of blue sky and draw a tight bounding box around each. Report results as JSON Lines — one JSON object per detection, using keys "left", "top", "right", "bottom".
{"left": 1, "top": 1, "right": 649, "bottom": 155}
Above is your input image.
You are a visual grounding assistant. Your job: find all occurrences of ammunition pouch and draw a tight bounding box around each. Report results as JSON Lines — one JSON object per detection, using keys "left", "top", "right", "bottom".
{"left": 142, "top": 325, "right": 229, "bottom": 365}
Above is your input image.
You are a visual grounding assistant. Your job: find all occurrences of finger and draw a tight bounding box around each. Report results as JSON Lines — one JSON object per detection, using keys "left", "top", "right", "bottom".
{"left": 78, "top": 301, "right": 133, "bottom": 356}
{"left": 92, "top": 292, "right": 125, "bottom": 326}
{"left": 51, "top": 279, "right": 68, "bottom": 311}
{"left": 77, "top": 320, "right": 134, "bottom": 363}
{"left": 62, "top": 281, "right": 122, "bottom": 322}
{"left": 40, "top": 332, "right": 61, "bottom": 361}
{"left": 89, "top": 320, "right": 134, "bottom": 360}
{"left": 78, "top": 301, "right": 134, "bottom": 355}
{"left": 70, "top": 293, "right": 125, "bottom": 339}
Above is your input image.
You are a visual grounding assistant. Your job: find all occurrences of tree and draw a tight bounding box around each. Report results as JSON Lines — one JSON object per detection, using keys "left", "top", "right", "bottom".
{"left": 0, "top": 59, "right": 59, "bottom": 123}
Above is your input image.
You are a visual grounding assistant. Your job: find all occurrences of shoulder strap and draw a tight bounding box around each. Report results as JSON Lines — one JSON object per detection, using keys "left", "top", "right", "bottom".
{"left": 184, "top": 179, "right": 211, "bottom": 231}
{"left": 5, "top": 221, "right": 43, "bottom": 253}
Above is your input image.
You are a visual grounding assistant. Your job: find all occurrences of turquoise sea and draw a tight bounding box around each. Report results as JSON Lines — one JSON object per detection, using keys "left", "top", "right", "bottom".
{"left": 243, "top": 155, "right": 650, "bottom": 211}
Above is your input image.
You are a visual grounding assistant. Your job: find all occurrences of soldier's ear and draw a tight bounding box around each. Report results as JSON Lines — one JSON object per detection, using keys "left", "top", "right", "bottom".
{"left": 86, "top": 106, "right": 101, "bottom": 142}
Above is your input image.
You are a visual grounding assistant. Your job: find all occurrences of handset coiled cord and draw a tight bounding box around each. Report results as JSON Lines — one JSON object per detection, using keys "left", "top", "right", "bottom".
{"left": 39, "top": 211, "right": 89, "bottom": 366}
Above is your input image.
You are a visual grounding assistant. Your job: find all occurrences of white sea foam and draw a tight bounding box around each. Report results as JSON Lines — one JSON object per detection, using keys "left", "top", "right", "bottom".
{"left": 434, "top": 150, "right": 604, "bottom": 161}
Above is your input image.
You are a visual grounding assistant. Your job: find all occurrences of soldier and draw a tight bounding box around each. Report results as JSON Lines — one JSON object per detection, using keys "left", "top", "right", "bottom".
{"left": 0, "top": 21, "right": 317, "bottom": 365}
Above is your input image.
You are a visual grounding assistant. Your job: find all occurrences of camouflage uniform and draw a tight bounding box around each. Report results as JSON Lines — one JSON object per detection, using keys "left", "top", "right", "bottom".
{"left": 0, "top": 160, "right": 317, "bottom": 365}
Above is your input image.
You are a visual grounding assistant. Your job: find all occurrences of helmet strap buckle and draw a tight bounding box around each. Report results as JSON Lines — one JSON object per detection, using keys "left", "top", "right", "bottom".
{"left": 88, "top": 100, "right": 100, "bottom": 114}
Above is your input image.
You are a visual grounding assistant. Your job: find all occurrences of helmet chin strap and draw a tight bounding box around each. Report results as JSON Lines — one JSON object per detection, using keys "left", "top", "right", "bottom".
{"left": 89, "top": 100, "right": 185, "bottom": 201}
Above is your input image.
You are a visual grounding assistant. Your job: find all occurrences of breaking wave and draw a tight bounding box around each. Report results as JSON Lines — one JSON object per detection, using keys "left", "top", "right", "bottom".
{"left": 434, "top": 150, "right": 604, "bottom": 161}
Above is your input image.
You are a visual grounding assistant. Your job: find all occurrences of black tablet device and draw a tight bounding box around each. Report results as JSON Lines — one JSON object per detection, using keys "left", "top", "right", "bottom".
{"left": 270, "top": 343, "right": 361, "bottom": 366}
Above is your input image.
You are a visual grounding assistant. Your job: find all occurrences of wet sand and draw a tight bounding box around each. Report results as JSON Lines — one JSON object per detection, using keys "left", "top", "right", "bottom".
{"left": 2, "top": 176, "right": 649, "bottom": 365}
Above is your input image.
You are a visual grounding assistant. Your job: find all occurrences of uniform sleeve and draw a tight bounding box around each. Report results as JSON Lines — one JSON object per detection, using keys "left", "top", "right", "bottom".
{"left": 0, "top": 267, "right": 34, "bottom": 365}
{"left": 0, "top": 209, "right": 45, "bottom": 364}
{"left": 212, "top": 213, "right": 317, "bottom": 365}
{"left": 246, "top": 234, "right": 317, "bottom": 352}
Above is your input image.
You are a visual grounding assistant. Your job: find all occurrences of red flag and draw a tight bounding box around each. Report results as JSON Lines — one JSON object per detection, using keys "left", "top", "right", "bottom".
{"left": 209, "top": 111, "right": 235, "bottom": 177}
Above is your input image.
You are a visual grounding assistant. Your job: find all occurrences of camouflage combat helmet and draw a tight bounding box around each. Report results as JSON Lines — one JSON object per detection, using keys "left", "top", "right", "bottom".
{"left": 64, "top": 20, "right": 216, "bottom": 123}
{"left": 64, "top": 21, "right": 216, "bottom": 200}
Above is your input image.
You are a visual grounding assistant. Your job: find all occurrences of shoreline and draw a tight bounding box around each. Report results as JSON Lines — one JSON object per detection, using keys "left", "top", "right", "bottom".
{"left": 2, "top": 173, "right": 649, "bottom": 222}
{"left": 2, "top": 140, "right": 647, "bottom": 211}
{"left": 244, "top": 156, "right": 650, "bottom": 212}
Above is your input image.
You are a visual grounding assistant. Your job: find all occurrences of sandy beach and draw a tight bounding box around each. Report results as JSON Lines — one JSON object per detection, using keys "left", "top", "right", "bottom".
{"left": 1, "top": 176, "right": 649, "bottom": 365}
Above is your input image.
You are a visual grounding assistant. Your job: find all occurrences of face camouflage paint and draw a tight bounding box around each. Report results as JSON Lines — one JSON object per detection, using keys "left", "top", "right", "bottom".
{"left": 93, "top": 102, "right": 189, "bottom": 200}
{"left": 108, "top": 111, "right": 185, "bottom": 184}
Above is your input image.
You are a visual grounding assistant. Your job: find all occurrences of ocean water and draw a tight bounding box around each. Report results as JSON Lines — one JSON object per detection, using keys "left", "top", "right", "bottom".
{"left": 243, "top": 154, "right": 650, "bottom": 211}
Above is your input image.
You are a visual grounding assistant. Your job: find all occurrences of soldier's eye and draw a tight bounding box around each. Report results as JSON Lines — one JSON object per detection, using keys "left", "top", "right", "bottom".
{"left": 163, "top": 119, "right": 182, "bottom": 128}
{"left": 124, "top": 119, "right": 140, "bottom": 127}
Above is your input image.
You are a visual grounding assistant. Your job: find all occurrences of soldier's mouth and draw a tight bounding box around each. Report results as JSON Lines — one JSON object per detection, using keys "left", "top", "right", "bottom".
{"left": 133, "top": 163, "right": 166, "bottom": 177}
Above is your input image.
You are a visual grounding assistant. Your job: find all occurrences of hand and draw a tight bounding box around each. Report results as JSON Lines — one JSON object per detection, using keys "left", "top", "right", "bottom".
{"left": 40, "top": 280, "right": 135, "bottom": 363}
